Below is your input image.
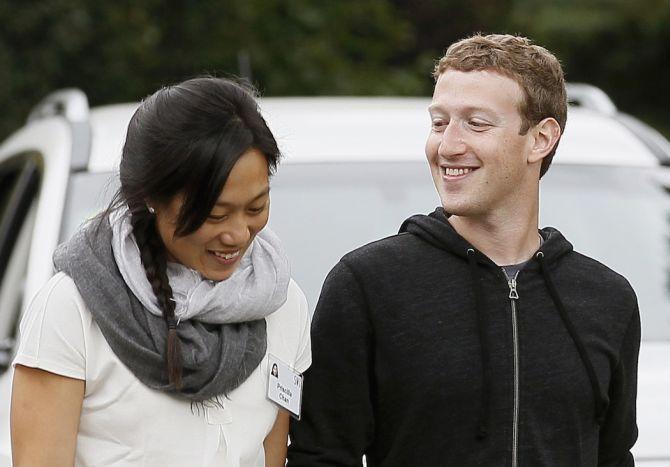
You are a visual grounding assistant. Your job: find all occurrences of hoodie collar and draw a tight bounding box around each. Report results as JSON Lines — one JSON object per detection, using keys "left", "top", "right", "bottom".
{"left": 400, "top": 207, "right": 573, "bottom": 268}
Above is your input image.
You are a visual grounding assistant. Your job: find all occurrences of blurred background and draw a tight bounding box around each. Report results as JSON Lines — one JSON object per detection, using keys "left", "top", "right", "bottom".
{"left": 1, "top": 0, "right": 669, "bottom": 140}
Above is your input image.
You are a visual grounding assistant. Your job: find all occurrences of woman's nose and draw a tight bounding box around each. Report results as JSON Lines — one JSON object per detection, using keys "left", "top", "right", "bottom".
{"left": 218, "top": 217, "right": 251, "bottom": 246}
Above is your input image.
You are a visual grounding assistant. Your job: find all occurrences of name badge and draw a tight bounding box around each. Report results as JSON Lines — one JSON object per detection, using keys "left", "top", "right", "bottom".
{"left": 267, "top": 354, "right": 303, "bottom": 420}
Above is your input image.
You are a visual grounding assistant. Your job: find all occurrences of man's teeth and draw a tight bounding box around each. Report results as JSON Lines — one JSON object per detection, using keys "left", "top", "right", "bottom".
{"left": 444, "top": 167, "right": 474, "bottom": 176}
{"left": 212, "top": 250, "right": 240, "bottom": 260}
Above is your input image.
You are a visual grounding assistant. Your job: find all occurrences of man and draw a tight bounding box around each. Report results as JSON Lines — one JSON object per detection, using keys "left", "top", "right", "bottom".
{"left": 288, "top": 34, "right": 640, "bottom": 466}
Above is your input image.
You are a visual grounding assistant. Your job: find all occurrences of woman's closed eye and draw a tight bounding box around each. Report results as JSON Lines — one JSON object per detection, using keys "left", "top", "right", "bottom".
{"left": 207, "top": 212, "right": 229, "bottom": 222}
{"left": 248, "top": 204, "right": 267, "bottom": 215}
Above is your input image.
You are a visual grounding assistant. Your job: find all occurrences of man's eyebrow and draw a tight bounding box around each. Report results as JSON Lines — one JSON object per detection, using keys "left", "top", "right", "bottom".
{"left": 214, "top": 186, "right": 270, "bottom": 207}
{"left": 428, "top": 103, "right": 441, "bottom": 114}
{"left": 429, "top": 104, "right": 494, "bottom": 115}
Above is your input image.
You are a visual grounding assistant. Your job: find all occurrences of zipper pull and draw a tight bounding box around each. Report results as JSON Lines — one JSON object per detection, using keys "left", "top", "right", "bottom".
{"left": 508, "top": 278, "right": 519, "bottom": 300}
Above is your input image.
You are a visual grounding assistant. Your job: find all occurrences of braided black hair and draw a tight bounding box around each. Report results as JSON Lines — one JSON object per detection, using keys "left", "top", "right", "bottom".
{"left": 129, "top": 209, "right": 182, "bottom": 387}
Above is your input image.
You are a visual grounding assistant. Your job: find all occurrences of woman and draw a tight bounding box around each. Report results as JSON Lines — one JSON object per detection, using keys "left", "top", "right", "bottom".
{"left": 10, "top": 77, "right": 311, "bottom": 466}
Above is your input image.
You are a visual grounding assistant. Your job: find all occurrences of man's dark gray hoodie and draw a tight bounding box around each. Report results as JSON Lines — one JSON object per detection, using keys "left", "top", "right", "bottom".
{"left": 288, "top": 208, "right": 640, "bottom": 467}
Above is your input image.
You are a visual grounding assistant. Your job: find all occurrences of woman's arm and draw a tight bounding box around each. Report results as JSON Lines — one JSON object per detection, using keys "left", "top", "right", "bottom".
{"left": 264, "top": 409, "right": 290, "bottom": 467}
{"left": 11, "top": 365, "right": 85, "bottom": 467}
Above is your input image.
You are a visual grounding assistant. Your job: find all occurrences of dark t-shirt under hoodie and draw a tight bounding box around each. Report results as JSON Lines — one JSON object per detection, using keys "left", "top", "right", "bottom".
{"left": 288, "top": 208, "right": 640, "bottom": 467}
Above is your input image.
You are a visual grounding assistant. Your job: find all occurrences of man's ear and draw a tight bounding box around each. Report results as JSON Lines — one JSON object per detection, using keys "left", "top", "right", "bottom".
{"left": 528, "top": 117, "right": 561, "bottom": 164}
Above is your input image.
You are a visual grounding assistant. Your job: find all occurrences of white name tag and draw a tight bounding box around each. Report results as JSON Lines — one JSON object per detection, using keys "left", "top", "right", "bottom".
{"left": 267, "top": 354, "right": 303, "bottom": 419}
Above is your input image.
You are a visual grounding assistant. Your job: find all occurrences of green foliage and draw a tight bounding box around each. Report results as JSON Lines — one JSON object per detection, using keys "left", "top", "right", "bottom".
{"left": 508, "top": 0, "right": 670, "bottom": 125}
{"left": 1, "top": 0, "right": 669, "bottom": 140}
{"left": 0, "top": 0, "right": 426, "bottom": 138}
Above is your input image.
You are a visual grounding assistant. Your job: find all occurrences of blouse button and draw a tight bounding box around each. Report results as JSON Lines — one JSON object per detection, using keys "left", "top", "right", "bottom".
{"left": 206, "top": 405, "right": 233, "bottom": 425}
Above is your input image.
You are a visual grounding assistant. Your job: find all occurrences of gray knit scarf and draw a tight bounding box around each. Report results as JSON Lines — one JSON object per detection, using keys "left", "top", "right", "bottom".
{"left": 53, "top": 216, "right": 288, "bottom": 401}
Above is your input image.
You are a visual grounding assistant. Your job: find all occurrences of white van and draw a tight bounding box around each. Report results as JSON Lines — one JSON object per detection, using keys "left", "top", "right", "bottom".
{"left": 1, "top": 86, "right": 669, "bottom": 465}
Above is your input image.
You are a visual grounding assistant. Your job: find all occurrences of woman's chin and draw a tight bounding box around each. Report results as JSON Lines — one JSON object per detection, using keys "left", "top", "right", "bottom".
{"left": 199, "top": 267, "right": 237, "bottom": 282}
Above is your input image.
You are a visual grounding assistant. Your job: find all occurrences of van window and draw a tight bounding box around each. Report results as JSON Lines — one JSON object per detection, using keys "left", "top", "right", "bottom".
{"left": 0, "top": 153, "right": 42, "bottom": 372}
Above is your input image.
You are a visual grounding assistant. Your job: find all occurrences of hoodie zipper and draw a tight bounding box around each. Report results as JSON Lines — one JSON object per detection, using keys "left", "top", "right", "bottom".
{"left": 507, "top": 271, "right": 520, "bottom": 467}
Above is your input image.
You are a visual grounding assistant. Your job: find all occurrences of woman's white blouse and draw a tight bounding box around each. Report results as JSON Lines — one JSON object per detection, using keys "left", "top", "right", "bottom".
{"left": 13, "top": 272, "right": 312, "bottom": 467}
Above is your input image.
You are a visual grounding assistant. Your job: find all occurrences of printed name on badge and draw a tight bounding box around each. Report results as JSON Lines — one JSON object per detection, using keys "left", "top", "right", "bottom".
{"left": 267, "top": 354, "right": 303, "bottom": 420}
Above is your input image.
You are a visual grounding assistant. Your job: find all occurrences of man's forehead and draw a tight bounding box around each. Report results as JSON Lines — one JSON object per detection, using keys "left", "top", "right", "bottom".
{"left": 431, "top": 68, "right": 524, "bottom": 110}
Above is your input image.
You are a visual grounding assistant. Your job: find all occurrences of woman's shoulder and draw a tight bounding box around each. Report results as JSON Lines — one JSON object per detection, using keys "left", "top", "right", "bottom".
{"left": 266, "top": 279, "right": 309, "bottom": 328}
{"left": 265, "top": 279, "right": 311, "bottom": 373}
{"left": 13, "top": 272, "right": 91, "bottom": 379}
{"left": 23, "top": 272, "right": 91, "bottom": 323}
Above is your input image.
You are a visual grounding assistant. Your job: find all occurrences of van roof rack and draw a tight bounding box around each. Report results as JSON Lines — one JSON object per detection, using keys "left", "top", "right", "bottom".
{"left": 566, "top": 83, "right": 617, "bottom": 116}
{"left": 27, "top": 88, "right": 89, "bottom": 125}
{"left": 27, "top": 88, "right": 92, "bottom": 171}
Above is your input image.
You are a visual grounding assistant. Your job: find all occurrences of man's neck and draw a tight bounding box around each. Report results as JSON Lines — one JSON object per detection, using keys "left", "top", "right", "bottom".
{"left": 448, "top": 203, "right": 541, "bottom": 266}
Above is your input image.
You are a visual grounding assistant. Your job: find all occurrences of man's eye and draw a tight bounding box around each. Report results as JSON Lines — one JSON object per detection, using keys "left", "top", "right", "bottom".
{"left": 469, "top": 120, "right": 489, "bottom": 129}
{"left": 432, "top": 120, "right": 447, "bottom": 131}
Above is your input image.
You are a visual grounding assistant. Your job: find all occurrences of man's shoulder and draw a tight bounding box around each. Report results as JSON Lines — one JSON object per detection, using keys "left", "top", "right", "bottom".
{"left": 560, "top": 250, "right": 636, "bottom": 300}
{"left": 339, "top": 231, "right": 444, "bottom": 270}
{"left": 342, "top": 231, "right": 410, "bottom": 257}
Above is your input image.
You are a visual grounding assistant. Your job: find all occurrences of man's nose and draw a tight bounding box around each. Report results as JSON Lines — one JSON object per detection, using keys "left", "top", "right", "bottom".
{"left": 438, "top": 121, "right": 467, "bottom": 158}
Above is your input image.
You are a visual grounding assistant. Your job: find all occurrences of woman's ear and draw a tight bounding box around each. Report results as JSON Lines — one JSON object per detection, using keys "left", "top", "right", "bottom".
{"left": 528, "top": 117, "right": 561, "bottom": 164}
